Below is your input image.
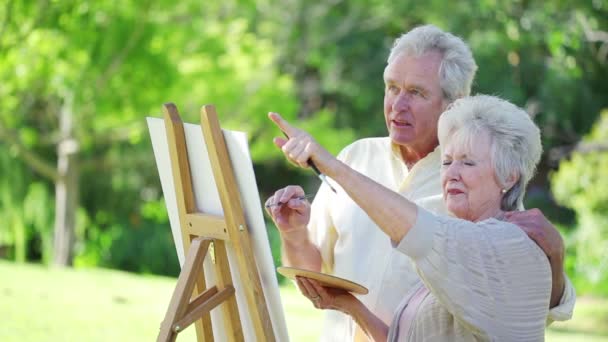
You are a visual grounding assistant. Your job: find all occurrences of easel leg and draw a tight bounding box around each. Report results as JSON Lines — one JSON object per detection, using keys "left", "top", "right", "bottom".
{"left": 158, "top": 237, "right": 213, "bottom": 342}
{"left": 211, "top": 240, "right": 244, "bottom": 341}
{"left": 193, "top": 274, "right": 214, "bottom": 342}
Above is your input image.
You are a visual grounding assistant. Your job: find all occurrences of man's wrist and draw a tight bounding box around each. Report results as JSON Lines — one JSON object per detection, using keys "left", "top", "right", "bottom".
{"left": 280, "top": 226, "right": 310, "bottom": 245}
{"left": 548, "top": 251, "right": 566, "bottom": 308}
{"left": 548, "top": 246, "right": 565, "bottom": 271}
{"left": 549, "top": 252, "right": 565, "bottom": 281}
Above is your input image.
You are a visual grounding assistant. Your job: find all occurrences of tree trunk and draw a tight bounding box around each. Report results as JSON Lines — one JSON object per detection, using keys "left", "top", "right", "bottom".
{"left": 53, "top": 94, "right": 79, "bottom": 266}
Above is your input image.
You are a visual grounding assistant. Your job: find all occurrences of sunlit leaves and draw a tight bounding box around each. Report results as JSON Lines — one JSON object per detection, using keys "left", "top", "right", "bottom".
{"left": 552, "top": 110, "right": 608, "bottom": 292}
{"left": 553, "top": 110, "right": 608, "bottom": 213}
{"left": 1, "top": 0, "right": 606, "bottom": 278}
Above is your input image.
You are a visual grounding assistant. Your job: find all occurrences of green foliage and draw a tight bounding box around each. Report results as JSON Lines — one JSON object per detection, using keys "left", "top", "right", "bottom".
{"left": 1, "top": 0, "right": 607, "bottom": 281}
{"left": 552, "top": 110, "right": 608, "bottom": 295}
{"left": 0, "top": 1, "right": 309, "bottom": 272}
{"left": 266, "top": 220, "right": 286, "bottom": 284}
{"left": 0, "top": 147, "right": 54, "bottom": 262}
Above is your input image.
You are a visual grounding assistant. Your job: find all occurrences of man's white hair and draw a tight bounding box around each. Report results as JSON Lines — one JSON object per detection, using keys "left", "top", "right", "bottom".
{"left": 388, "top": 25, "right": 478, "bottom": 102}
{"left": 437, "top": 95, "right": 543, "bottom": 211}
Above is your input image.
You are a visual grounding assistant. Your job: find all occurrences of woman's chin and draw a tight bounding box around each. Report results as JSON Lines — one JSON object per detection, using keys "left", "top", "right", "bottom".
{"left": 447, "top": 205, "right": 467, "bottom": 220}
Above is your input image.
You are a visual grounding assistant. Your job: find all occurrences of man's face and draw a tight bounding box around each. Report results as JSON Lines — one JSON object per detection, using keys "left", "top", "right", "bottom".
{"left": 383, "top": 51, "right": 448, "bottom": 157}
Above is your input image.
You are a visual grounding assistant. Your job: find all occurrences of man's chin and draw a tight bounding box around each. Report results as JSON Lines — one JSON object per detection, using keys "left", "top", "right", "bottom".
{"left": 389, "top": 133, "right": 415, "bottom": 146}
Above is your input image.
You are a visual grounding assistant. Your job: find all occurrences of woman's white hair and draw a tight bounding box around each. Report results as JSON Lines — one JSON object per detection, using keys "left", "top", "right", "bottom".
{"left": 437, "top": 95, "right": 543, "bottom": 211}
{"left": 388, "top": 25, "right": 478, "bottom": 102}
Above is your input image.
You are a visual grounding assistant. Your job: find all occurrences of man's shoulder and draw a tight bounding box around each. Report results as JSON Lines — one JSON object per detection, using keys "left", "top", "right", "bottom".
{"left": 339, "top": 137, "right": 392, "bottom": 160}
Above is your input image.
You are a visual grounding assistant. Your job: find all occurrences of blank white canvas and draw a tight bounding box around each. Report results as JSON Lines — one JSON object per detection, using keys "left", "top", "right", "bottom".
{"left": 147, "top": 117, "right": 289, "bottom": 341}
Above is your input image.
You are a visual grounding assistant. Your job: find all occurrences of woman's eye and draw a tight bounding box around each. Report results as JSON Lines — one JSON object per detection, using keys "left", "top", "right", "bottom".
{"left": 464, "top": 161, "right": 475, "bottom": 166}
{"left": 442, "top": 160, "right": 452, "bottom": 166}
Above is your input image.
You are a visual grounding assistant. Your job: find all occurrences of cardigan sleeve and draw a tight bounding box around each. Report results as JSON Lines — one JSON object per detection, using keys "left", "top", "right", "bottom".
{"left": 395, "top": 207, "right": 553, "bottom": 340}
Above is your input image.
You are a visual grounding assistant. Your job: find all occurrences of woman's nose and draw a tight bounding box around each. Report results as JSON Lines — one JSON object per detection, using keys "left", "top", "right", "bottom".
{"left": 445, "top": 162, "right": 460, "bottom": 180}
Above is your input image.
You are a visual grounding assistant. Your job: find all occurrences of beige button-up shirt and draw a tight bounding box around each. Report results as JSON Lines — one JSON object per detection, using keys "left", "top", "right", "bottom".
{"left": 307, "top": 137, "right": 575, "bottom": 341}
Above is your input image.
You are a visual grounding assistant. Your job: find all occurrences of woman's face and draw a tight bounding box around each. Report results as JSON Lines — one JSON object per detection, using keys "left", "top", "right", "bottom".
{"left": 440, "top": 132, "right": 504, "bottom": 222}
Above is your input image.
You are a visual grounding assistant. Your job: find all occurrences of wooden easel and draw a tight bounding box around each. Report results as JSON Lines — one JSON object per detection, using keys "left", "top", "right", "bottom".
{"left": 157, "top": 103, "right": 276, "bottom": 342}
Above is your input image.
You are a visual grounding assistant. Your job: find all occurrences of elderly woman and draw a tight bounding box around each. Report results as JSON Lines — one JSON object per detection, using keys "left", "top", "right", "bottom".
{"left": 267, "top": 95, "right": 553, "bottom": 341}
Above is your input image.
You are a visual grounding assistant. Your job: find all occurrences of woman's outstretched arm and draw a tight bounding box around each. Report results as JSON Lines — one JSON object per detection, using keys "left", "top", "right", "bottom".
{"left": 269, "top": 112, "right": 418, "bottom": 244}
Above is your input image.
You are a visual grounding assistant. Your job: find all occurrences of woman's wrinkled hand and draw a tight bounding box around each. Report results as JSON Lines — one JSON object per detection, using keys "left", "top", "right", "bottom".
{"left": 268, "top": 112, "right": 335, "bottom": 173}
{"left": 296, "top": 276, "right": 357, "bottom": 315}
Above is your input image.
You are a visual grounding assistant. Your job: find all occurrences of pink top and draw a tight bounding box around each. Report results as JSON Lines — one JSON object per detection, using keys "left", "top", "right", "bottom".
{"left": 393, "top": 284, "right": 430, "bottom": 340}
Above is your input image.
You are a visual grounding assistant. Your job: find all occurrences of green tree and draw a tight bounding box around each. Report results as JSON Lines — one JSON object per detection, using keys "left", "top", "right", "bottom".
{"left": 1, "top": 0, "right": 607, "bottom": 278}
{"left": 552, "top": 109, "right": 608, "bottom": 294}
{"left": 0, "top": 1, "right": 337, "bottom": 271}
{"left": 0, "top": 0, "right": 178, "bottom": 265}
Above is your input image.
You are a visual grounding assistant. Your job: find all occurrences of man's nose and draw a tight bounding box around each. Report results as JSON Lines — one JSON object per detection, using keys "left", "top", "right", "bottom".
{"left": 392, "top": 92, "right": 409, "bottom": 112}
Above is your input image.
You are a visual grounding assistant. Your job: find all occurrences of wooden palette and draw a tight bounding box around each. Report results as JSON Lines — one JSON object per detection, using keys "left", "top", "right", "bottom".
{"left": 277, "top": 266, "right": 368, "bottom": 295}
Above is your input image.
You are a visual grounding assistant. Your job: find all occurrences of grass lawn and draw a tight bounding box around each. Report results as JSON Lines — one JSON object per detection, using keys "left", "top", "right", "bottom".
{"left": 1, "top": 260, "right": 606, "bottom": 341}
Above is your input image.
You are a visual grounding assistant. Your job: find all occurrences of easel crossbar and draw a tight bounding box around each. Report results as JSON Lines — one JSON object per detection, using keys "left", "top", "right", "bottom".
{"left": 185, "top": 213, "right": 229, "bottom": 240}
{"left": 174, "top": 285, "right": 236, "bottom": 332}
{"left": 158, "top": 237, "right": 215, "bottom": 342}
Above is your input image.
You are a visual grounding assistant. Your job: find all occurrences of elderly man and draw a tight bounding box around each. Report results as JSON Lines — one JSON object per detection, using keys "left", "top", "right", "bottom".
{"left": 266, "top": 25, "right": 575, "bottom": 341}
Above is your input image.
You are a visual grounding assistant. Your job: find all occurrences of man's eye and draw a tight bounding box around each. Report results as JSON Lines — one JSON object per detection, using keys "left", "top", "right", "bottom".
{"left": 409, "top": 88, "right": 423, "bottom": 96}
{"left": 442, "top": 160, "right": 452, "bottom": 166}
{"left": 387, "top": 85, "right": 399, "bottom": 93}
{"left": 464, "top": 161, "right": 475, "bottom": 166}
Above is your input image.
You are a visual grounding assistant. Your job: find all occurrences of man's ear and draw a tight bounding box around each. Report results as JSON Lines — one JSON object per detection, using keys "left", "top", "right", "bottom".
{"left": 441, "top": 99, "right": 453, "bottom": 112}
{"left": 504, "top": 172, "right": 519, "bottom": 192}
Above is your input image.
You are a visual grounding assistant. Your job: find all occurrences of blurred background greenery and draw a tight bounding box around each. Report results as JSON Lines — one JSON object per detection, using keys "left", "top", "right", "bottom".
{"left": 0, "top": 0, "right": 607, "bottom": 340}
